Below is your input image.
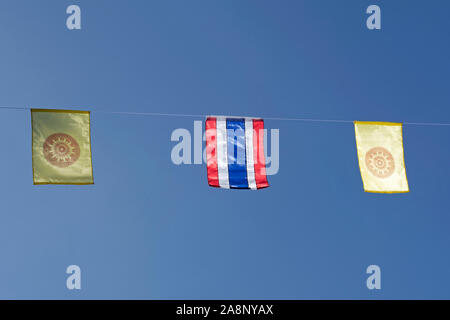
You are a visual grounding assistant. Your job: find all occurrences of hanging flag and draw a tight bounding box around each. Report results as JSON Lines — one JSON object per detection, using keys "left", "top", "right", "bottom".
{"left": 205, "top": 116, "right": 269, "bottom": 190}
{"left": 31, "top": 109, "right": 94, "bottom": 185}
{"left": 354, "top": 121, "right": 409, "bottom": 193}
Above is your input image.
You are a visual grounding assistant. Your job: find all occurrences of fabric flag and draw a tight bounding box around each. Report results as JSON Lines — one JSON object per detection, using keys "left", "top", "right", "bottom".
{"left": 31, "top": 109, "right": 94, "bottom": 185}
{"left": 205, "top": 116, "right": 269, "bottom": 190}
{"left": 354, "top": 121, "right": 409, "bottom": 193}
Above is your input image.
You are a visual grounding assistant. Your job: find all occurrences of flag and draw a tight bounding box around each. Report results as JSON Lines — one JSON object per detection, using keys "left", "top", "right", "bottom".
{"left": 354, "top": 121, "right": 409, "bottom": 193}
{"left": 31, "top": 109, "right": 94, "bottom": 185}
{"left": 205, "top": 116, "right": 269, "bottom": 190}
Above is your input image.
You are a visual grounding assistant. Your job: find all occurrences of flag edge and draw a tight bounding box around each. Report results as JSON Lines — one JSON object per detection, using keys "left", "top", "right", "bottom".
{"left": 31, "top": 108, "right": 90, "bottom": 114}
{"left": 354, "top": 120, "right": 402, "bottom": 126}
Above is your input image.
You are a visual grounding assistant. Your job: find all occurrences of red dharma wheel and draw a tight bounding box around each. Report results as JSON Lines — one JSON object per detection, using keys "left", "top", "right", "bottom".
{"left": 43, "top": 133, "right": 81, "bottom": 168}
{"left": 364, "top": 147, "right": 395, "bottom": 178}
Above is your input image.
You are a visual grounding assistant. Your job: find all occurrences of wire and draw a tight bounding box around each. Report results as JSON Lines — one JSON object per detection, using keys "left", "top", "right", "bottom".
{"left": 0, "top": 106, "right": 30, "bottom": 110}
{"left": 96, "top": 111, "right": 205, "bottom": 118}
{"left": 1, "top": 105, "right": 450, "bottom": 126}
{"left": 403, "top": 122, "right": 450, "bottom": 126}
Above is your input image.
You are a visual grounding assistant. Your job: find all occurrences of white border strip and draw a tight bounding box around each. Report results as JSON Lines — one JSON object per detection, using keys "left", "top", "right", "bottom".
{"left": 216, "top": 118, "right": 230, "bottom": 189}
{"left": 245, "top": 119, "right": 257, "bottom": 190}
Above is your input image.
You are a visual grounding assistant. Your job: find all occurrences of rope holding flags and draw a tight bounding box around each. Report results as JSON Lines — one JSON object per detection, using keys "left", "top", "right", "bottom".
{"left": 0, "top": 105, "right": 448, "bottom": 192}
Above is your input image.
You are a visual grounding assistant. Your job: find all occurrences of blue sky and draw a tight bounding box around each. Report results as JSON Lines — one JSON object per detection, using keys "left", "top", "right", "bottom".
{"left": 0, "top": 0, "right": 449, "bottom": 299}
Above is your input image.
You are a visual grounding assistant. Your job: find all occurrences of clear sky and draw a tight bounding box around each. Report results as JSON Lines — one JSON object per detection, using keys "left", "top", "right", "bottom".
{"left": 0, "top": 0, "right": 449, "bottom": 299}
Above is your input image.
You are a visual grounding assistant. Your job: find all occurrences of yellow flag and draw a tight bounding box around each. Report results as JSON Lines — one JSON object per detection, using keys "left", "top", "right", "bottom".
{"left": 354, "top": 121, "right": 409, "bottom": 193}
{"left": 31, "top": 109, "right": 94, "bottom": 185}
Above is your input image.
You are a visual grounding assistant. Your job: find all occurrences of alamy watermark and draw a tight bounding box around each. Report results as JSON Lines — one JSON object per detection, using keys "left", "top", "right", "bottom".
{"left": 170, "top": 121, "right": 279, "bottom": 175}
{"left": 366, "top": 5, "right": 381, "bottom": 30}
{"left": 66, "top": 5, "right": 81, "bottom": 30}
{"left": 366, "top": 265, "right": 381, "bottom": 290}
{"left": 66, "top": 265, "right": 81, "bottom": 290}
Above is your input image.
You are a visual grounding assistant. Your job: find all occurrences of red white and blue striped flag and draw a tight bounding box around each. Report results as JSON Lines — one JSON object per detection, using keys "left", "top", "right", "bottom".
{"left": 205, "top": 116, "right": 269, "bottom": 190}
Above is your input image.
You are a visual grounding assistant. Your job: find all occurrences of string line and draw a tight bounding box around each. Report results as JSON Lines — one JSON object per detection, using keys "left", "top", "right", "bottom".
{"left": 0, "top": 106, "right": 449, "bottom": 126}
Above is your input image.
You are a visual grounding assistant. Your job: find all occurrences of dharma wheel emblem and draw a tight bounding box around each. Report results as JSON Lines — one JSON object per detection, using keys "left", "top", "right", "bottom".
{"left": 43, "top": 133, "right": 80, "bottom": 168}
{"left": 365, "top": 147, "right": 395, "bottom": 178}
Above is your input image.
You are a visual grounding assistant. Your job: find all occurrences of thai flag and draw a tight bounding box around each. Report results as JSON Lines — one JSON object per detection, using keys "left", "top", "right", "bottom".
{"left": 205, "top": 116, "right": 269, "bottom": 190}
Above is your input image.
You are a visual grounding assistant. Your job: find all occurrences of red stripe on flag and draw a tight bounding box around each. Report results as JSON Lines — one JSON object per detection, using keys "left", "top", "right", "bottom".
{"left": 206, "top": 117, "right": 219, "bottom": 187}
{"left": 252, "top": 119, "right": 269, "bottom": 189}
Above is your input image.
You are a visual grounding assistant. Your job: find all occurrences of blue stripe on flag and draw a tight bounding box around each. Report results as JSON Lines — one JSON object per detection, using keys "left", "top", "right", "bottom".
{"left": 226, "top": 118, "right": 249, "bottom": 189}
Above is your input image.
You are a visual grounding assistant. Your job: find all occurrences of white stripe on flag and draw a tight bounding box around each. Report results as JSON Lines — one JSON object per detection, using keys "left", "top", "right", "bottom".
{"left": 216, "top": 118, "right": 230, "bottom": 189}
{"left": 245, "top": 119, "right": 257, "bottom": 190}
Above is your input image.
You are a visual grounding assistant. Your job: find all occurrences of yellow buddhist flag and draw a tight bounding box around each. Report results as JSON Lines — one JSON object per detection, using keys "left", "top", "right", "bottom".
{"left": 31, "top": 109, "right": 94, "bottom": 185}
{"left": 354, "top": 121, "right": 409, "bottom": 193}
